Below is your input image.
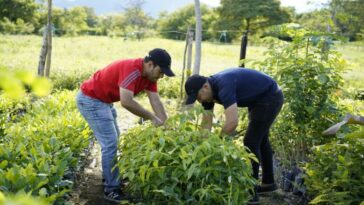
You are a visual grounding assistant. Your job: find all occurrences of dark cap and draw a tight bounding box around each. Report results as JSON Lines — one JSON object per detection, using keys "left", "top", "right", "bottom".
{"left": 147, "top": 48, "right": 174, "bottom": 76}
{"left": 185, "top": 75, "right": 207, "bottom": 105}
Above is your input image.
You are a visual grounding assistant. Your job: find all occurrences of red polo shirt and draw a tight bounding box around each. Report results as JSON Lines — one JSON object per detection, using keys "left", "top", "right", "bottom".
{"left": 81, "top": 58, "right": 157, "bottom": 103}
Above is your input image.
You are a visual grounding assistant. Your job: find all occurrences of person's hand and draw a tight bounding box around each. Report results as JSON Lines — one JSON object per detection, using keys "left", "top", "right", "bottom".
{"left": 152, "top": 116, "right": 163, "bottom": 127}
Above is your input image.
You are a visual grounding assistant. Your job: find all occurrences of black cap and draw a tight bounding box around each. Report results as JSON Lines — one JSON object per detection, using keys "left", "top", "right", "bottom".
{"left": 148, "top": 48, "right": 174, "bottom": 76}
{"left": 185, "top": 75, "right": 207, "bottom": 105}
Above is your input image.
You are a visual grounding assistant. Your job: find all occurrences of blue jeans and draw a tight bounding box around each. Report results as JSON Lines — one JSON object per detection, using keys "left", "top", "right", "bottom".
{"left": 76, "top": 91, "right": 121, "bottom": 193}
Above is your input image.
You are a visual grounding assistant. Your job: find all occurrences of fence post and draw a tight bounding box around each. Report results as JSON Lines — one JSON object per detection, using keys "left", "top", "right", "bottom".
{"left": 180, "top": 27, "right": 192, "bottom": 100}
{"left": 38, "top": 28, "right": 48, "bottom": 76}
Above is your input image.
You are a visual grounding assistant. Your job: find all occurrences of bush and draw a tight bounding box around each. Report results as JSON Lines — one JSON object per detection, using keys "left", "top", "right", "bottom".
{"left": 158, "top": 77, "right": 181, "bottom": 99}
{"left": 50, "top": 70, "right": 92, "bottom": 91}
{"left": 0, "top": 191, "right": 48, "bottom": 205}
{"left": 0, "top": 68, "right": 52, "bottom": 99}
{"left": 0, "top": 18, "right": 34, "bottom": 34}
{"left": 117, "top": 109, "right": 257, "bottom": 204}
{"left": 254, "top": 27, "right": 346, "bottom": 166}
{"left": 305, "top": 128, "right": 364, "bottom": 205}
{"left": 0, "top": 91, "right": 91, "bottom": 203}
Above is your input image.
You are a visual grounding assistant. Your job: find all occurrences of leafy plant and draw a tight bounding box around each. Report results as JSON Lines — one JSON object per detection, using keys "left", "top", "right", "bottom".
{"left": 254, "top": 26, "right": 346, "bottom": 166}
{"left": 157, "top": 77, "right": 181, "bottom": 99}
{"left": 0, "top": 191, "right": 48, "bottom": 205}
{"left": 50, "top": 70, "right": 92, "bottom": 91}
{"left": 0, "top": 67, "right": 52, "bottom": 99}
{"left": 117, "top": 108, "right": 257, "bottom": 204}
{"left": 305, "top": 128, "right": 364, "bottom": 205}
{"left": 0, "top": 90, "right": 91, "bottom": 203}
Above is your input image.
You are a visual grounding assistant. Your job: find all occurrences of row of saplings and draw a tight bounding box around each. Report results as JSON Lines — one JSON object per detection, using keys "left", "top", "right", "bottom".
{"left": 116, "top": 108, "right": 364, "bottom": 205}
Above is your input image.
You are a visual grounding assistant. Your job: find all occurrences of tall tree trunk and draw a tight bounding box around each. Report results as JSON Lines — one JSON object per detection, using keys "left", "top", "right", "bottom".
{"left": 193, "top": 0, "right": 202, "bottom": 75}
{"left": 239, "top": 18, "right": 250, "bottom": 67}
{"left": 45, "top": 0, "right": 52, "bottom": 77}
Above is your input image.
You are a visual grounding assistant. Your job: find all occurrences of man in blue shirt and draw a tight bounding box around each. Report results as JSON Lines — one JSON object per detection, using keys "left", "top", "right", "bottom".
{"left": 185, "top": 68, "right": 284, "bottom": 205}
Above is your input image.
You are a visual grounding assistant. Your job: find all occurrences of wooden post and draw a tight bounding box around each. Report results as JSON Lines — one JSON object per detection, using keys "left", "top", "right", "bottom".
{"left": 38, "top": 28, "right": 48, "bottom": 76}
{"left": 45, "top": 0, "right": 52, "bottom": 77}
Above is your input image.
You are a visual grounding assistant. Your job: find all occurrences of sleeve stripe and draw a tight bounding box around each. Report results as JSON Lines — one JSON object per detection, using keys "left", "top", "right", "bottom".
{"left": 120, "top": 70, "right": 140, "bottom": 88}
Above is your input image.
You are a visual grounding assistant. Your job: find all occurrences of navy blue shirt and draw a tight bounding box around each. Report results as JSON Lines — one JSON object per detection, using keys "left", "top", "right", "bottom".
{"left": 202, "top": 68, "right": 279, "bottom": 110}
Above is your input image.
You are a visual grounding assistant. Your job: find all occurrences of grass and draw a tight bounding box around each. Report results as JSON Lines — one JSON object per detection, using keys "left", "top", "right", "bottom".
{"left": 0, "top": 35, "right": 362, "bottom": 89}
{"left": 0, "top": 35, "right": 265, "bottom": 76}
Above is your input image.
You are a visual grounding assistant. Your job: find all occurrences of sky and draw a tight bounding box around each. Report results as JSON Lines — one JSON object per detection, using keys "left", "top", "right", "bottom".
{"left": 52, "top": 0, "right": 330, "bottom": 17}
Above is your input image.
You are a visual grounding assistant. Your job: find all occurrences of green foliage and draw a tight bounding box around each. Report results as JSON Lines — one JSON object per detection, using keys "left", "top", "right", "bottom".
{"left": 157, "top": 77, "right": 180, "bottom": 99}
{"left": 0, "top": 18, "right": 35, "bottom": 34}
{"left": 0, "top": 0, "right": 39, "bottom": 34}
{"left": 50, "top": 70, "right": 92, "bottom": 91}
{"left": 329, "top": 0, "right": 364, "bottom": 41}
{"left": 55, "top": 7, "right": 89, "bottom": 36}
{"left": 295, "top": 9, "right": 336, "bottom": 33}
{"left": 0, "top": 90, "right": 91, "bottom": 203}
{"left": 0, "top": 93, "right": 29, "bottom": 140}
{"left": 0, "top": 191, "right": 48, "bottom": 205}
{"left": 254, "top": 26, "right": 345, "bottom": 165}
{"left": 305, "top": 128, "right": 364, "bottom": 205}
{"left": 156, "top": 4, "right": 215, "bottom": 41}
{"left": 117, "top": 108, "right": 257, "bottom": 204}
{"left": 216, "top": 0, "right": 291, "bottom": 41}
{"left": 0, "top": 68, "right": 52, "bottom": 99}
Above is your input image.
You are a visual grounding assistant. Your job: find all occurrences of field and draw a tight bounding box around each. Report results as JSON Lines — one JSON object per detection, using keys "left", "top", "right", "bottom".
{"left": 1, "top": 35, "right": 364, "bottom": 205}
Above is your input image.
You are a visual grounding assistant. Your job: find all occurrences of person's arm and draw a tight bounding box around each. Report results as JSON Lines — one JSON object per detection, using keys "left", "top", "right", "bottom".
{"left": 146, "top": 90, "right": 167, "bottom": 123}
{"left": 119, "top": 87, "right": 162, "bottom": 125}
{"left": 201, "top": 110, "right": 213, "bottom": 131}
{"left": 222, "top": 103, "right": 239, "bottom": 135}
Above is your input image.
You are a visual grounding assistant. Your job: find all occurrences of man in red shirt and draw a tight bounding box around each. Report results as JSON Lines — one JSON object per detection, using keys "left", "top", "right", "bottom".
{"left": 76, "top": 48, "right": 174, "bottom": 202}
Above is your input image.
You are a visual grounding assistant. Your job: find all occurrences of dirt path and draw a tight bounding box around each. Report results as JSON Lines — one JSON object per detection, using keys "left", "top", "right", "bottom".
{"left": 69, "top": 106, "right": 137, "bottom": 205}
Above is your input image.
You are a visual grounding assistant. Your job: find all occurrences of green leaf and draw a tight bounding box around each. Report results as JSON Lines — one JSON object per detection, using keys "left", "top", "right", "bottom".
{"left": 0, "top": 160, "right": 8, "bottom": 169}
{"left": 318, "top": 74, "right": 328, "bottom": 84}
{"left": 39, "top": 187, "right": 48, "bottom": 197}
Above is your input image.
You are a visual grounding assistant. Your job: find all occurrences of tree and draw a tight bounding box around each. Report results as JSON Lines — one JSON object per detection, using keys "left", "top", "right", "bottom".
{"left": 0, "top": 0, "right": 39, "bottom": 23}
{"left": 216, "top": 0, "right": 291, "bottom": 40}
{"left": 122, "top": 0, "right": 151, "bottom": 39}
{"left": 296, "top": 9, "right": 335, "bottom": 33}
{"left": 193, "top": 0, "right": 202, "bottom": 75}
{"left": 156, "top": 4, "right": 214, "bottom": 40}
{"left": 329, "top": 0, "right": 364, "bottom": 40}
{"left": 58, "top": 7, "right": 88, "bottom": 36}
{"left": 0, "top": 0, "right": 40, "bottom": 33}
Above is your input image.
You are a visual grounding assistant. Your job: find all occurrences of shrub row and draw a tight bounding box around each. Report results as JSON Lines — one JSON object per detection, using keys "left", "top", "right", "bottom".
{"left": 0, "top": 90, "right": 91, "bottom": 204}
